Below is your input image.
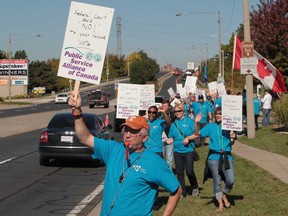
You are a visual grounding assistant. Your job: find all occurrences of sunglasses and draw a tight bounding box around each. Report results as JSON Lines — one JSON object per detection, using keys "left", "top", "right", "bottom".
{"left": 121, "top": 127, "right": 141, "bottom": 135}
{"left": 174, "top": 110, "right": 183, "bottom": 113}
{"left": 148, "top": 110, "right": 157, "bottom": 114}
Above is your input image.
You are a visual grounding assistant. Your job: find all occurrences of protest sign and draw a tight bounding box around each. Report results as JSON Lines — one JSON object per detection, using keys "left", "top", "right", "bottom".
{"left": 167, "top": 87, "right": 175, "bottom": 99}
{"left": 216, "top": 82, "right": 227, "bottom": 96}
{"left": 184, "top": 76, "right": 197, "bottom": 93}
{"left": 116, "top": 83, "right": 155, "bottom": 119}
{"left": 208, "top": 81, "right": 217, "bottom": 94}
{"left": 58, "top": 1, "right": 114, "bottom": 86}
{"left": 221, "top": 95, "right": 243, "bottom": 131}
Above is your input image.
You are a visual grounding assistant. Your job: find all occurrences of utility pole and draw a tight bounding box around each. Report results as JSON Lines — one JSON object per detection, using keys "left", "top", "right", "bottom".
{"left": 106, "top": 52, "right": 109, "bottom": 83}
{"left": 8, "top": 34, "right": 12, "bottom": 103}
{"left": 218, "top": 11, "right": 222, "bottom": 77}
{"left": 243, "top": 0, "right": 255, "bottom": 138}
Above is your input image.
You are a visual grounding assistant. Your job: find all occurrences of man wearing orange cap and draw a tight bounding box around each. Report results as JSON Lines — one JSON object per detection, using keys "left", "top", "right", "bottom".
{"left": 69, "top": 91, "right": 182, "bottom": 216}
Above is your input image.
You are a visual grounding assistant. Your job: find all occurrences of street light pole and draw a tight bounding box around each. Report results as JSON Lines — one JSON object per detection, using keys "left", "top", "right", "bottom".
{"left": 106, "top": 52, "right": 109, "bottom": 83}
{"left": 8, "top": 34, "right": 12, "bottom": 103}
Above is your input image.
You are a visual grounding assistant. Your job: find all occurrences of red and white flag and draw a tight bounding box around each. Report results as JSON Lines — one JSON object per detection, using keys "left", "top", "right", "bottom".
{"left": 232, "top": 35, "right": 286, "bottom": 93}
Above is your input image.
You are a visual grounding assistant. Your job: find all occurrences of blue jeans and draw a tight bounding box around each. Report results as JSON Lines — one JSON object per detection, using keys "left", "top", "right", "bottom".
{"left": 262, "top": 108, "right": 271, "bottom": 126}
{"left": 174, "top": 152, "right": 198, "bottom": 196}
{"left": 208, "top": 160, "right": 234, "bottom": 200}
{"left": 163, "top": 143, "right": 174, "bottom": 170}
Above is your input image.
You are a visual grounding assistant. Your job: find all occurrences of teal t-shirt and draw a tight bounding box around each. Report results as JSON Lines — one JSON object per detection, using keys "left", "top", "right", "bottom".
{"left": 192, "top": 101, "right": 212, "bottom": 123}
{"left": 92, "top": 138, "right": 180, "bottom": 216}
{"left": 200, "top": 122, "right": 233, "bottom": 160}
{"left": 168, "top": 117, "right": 195, "bottom": 153}
{"left": 145, "top": 119, "right": 166, "bottom": 152}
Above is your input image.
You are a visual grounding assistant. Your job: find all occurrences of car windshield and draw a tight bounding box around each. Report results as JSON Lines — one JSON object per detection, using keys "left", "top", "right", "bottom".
{"left": 57, "top": 94, "right": 67, "bottom": 97}
{"left": 91, "top": 91, "right": 104, "bottom": 98}
{"left": 48, "top": 114, "right": 97, "bottom": 130}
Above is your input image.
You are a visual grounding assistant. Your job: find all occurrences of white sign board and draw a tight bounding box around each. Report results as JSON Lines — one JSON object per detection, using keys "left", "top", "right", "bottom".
{"left": 208, "top": 81, "right": 217, "bottom": 94}
{"left": 58, "top": 1, "right": 114, "bottom": 84}
{"left": 216, "top": 82, "right": 227, "bottom": 97}
{"left": 184, "top": 76, "right": 197, "bottom": 93}
{"left": 222, "top": 95, "right": 243, "bottom": 131}
{"left": 187, "top": 61, "right": 195, "bottom": 70}
{"left": 116, "top": 83, "right": 155, "bottom": 119}
{"left": 167, "top": 87, "right": 175, "bottom": 99}
{"left": 240, "top": 57, "right": 257, "bottom": 75}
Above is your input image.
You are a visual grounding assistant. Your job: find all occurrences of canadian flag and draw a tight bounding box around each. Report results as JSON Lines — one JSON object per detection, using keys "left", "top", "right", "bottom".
{"left": 232, "top": 35, "right": 286, "bottom": 93}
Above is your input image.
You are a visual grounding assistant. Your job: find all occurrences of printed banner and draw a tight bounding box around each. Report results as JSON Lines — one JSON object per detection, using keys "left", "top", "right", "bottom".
{"left": 222, "top": 95, "right": 243, "bottom": 131}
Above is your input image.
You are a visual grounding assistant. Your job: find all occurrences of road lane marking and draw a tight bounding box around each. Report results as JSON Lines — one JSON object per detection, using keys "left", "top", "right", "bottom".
{"left": 0, "top": 157, "right": 17, "bottom": 165}
{"left": 66, "top": 180, "right": 104, "bottom": 215}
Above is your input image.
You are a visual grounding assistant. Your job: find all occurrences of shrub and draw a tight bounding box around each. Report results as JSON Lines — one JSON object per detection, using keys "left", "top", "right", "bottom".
{"left": 273, "top": 94, "right": 288, "bottom": 130}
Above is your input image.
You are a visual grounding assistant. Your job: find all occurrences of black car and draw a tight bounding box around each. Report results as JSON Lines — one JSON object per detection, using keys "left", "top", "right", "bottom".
{"left": 38, "top": 112, "right": 113, "bottom": 166}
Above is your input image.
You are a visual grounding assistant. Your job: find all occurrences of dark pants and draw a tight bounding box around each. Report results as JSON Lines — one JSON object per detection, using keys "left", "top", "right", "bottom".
{"left": 195, "top": 123, "right": 206, "bottom": 147}
{"left": 174, "top": 151, "right": 198, "bottom": 196}
{"left": 255, "top": 114, "right": 259, "bottom": 130}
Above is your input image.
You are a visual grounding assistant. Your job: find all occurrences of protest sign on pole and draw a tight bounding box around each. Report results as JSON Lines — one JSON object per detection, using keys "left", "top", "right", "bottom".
{"left": 208, "top": 81, "right": 217, "bottom": 95}
{"left": 221, "top": 95, "right": 243, "bottom": 131}
{"left": 57, "top": 1, "right": 114, "bottom": 94}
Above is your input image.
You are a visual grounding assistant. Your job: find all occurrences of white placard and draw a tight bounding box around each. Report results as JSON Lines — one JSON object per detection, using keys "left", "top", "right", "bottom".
{"left": 208, "top": 81, "right": 217, "bottom": 94}
{"left": 57, "top": 2, "right": 114, "bottom": 84}
{"left": 139, "top": 84, "right": 155, "bottom": 110}
{"left": 184, "top": 76, "right": 197, "bottom": 92}
{"left": 216, "top": 82, "right": 227, "bottom": 97}
{"left": 116, "top": 83, "right": 155, "bottom": 119}
{"left": 170, "top": 98, "right": 180, "bottom": 107}
{"left": 167, "top": 87, "right": 175, "bottom": 98}
{"left": 221, "top": 95, "right": 243, "bottom": 131}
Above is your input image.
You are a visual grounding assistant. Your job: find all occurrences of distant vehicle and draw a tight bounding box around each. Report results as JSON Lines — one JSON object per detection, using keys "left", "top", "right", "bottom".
{"left": 32, "top": 87, "right": 46, "bottom": 95}
{"left": 38, "top": 112, "right": 113, "bottom": 166}
{"left": 88, "top": 89, "right": 110, "bottom": 108}
{"left": 173, "top": 69, "right": 181, "bottom": 76}
{"left": 55, "top": 93, "right": 69, "bottom": 104}
{"left": 181, "top": 70, "right": 195, "bottom": 81}
{"left": 154, "top": 95, "right": 166, "bottom": 108}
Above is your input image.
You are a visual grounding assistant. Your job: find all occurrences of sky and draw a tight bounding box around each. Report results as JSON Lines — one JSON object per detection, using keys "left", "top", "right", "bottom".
{"left": 0, "top": 0, "right": 260, "bottom": 69}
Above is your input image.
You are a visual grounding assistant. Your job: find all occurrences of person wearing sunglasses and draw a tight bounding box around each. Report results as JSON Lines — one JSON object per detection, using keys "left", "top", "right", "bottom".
{"left": 68, "top": 91, "right": 182, "bottom": 216}
{"left": 145, "top": 105, "right": 171, "bottom": 158}
{"left": 194, "top": 107, "right": 236, "bottom": 211}
{"left": 167, "top": 103, "right": 199, "bottom": 198}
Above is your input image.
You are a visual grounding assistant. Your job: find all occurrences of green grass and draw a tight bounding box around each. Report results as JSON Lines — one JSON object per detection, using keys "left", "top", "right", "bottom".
{"left": 238, "top": 125, "right": 288, "bottom": 157}
{"left": 155, "top": 145, "right": 288, "bottom": 216}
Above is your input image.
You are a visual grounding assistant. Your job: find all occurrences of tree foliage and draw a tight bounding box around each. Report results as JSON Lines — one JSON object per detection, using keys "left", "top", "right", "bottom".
{"left": 251, "top": 0, "right": 288, "bottom": 76}
{"left": 14, "top": 50, "right": 27, "bottom": 59}
{"left": 129, "top": 51, "right": 159, "bottom": 84}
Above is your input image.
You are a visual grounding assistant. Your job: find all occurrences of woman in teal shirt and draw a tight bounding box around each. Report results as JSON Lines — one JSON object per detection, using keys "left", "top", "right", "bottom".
{"left": 194, "top": 107, "right": 236, "bottom": 211}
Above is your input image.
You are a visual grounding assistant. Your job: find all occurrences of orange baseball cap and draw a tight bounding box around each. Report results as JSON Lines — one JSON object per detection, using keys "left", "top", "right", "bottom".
{"left": 120, "top": 116, "right": 150, "bottom": 130}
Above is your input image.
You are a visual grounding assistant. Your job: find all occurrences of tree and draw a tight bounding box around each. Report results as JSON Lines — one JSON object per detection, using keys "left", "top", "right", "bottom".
{"left": 251, "top": 0, "right": 288, "bottom": 75}
{"left": 0, "top": 50, "right": 7, "bottom": 59}
{"left": 14, "top": 50, "right": 28, "bottom": 59}
{"left": 130, "top": 51, "right": 159, "bottom": 84}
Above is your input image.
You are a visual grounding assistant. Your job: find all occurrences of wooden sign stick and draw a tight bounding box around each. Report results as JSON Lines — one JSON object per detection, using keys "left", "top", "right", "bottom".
{"left": 73, "top": 80, "right": 80, "bottom": 100}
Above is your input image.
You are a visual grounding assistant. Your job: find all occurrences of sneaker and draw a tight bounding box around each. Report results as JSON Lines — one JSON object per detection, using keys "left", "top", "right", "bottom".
{"left": 192, "top": 188, "right": 199, "bottom": 197}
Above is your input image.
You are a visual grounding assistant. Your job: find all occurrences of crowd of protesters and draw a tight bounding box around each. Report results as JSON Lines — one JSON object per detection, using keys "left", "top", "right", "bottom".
{"left": 68, "top": 86, "right": 273, "bottom": 214}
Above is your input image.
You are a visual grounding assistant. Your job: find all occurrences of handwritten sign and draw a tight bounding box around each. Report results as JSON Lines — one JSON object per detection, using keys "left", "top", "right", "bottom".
{"left": 116, "top": 83, "right": 155, "bottom": 119}
{"left": 57, "top": 1, "right": 114, "bottom": 85}
{"left": 185, "top": 76, "right": 197, "bottom": 93}
{"left": 222, "top": 95, "right": 243, "bottom": 131}
{"left": 208, "top": 81, "right": 217, "bottom": 94}
{"left": 216, "top": 82, "right": 227, "bottom": 97}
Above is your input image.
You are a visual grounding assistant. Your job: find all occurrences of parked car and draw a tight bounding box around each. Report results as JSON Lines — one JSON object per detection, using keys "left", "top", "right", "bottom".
{"left": 38, "top": 112, "right": 113, "bottom": 166}
{"left": 88, "top": 89, "right": 110, "bottom": 108}
{"left": 55, "top": 93, "right": 69, "bottom": 104}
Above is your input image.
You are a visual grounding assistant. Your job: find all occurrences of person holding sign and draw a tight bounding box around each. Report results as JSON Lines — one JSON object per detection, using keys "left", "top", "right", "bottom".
{"left": 193, "top": 107, "right": 236, "bottom": 211}
{"left": 68, "top": 91, "right": 181, "bottom": 216}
